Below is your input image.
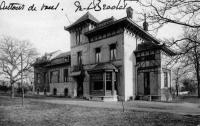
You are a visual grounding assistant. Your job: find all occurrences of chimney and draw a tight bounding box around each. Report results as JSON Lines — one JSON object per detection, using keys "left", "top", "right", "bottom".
{"left": 126, "top": 7, "right": 133, "bottom": 19}
{"left": 143, "top": 14, "right": 148, "bottom": 31}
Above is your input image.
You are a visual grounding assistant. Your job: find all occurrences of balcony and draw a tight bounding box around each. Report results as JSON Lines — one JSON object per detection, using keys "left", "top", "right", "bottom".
{"left": 71, "top": 65, "right": 83, "bottom": 72}
{"left": 70, "top": 65, "right": 84, "bottom": 77}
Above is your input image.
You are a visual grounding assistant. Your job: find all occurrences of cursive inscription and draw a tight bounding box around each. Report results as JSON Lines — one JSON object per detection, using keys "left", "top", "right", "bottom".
{"left": 41, "top": 3, "right": 60, "bottom": 11}
{"left": 0, "top": 1, "right": 25, "bottom": 10}
{"left": 74, "top": 0, "right": 138, "bottom": 12}
{"left": 0, "top": 1, "right": 62, "bottom": 11}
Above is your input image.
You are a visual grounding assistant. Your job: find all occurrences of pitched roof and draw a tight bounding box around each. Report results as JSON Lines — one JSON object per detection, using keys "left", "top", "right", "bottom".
{"left": 96, "top": 16, "right": 115, "bottom": 28}
{"left": 135, "top": 42, "right": 176, "bottom": 56}
{"left": 88, "top": 63, "right": 118, "bottom": 73}
{"left": 85, "top": 17, "right": 160, "bottom": 44}
{"left": 64, "top": 12, "right": 99, "bottom": 31}
{"left": 52, "top": 51, "right": 70, "bottom": 60}
{"left": 33, "top": 51, "right": 71, "bottom": 67}
{"left": 84, "top": 17, "right": 175, "bottom": 56}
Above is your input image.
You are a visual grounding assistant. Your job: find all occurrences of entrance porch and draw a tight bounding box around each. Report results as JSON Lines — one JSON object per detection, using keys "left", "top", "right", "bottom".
{"left": 88, "top": 63, "right": 118, "bottom": 101}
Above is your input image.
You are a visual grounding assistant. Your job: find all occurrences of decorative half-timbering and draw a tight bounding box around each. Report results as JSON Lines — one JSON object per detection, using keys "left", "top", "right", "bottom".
{"left": 135, "top": 42, "right": 175, "bottom": 101}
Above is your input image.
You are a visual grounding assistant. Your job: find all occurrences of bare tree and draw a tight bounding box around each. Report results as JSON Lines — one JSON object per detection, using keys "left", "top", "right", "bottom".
{"left": 168, "top": 28, "right": 200, "bottom": 97}
{"left": 182, "top": 28, "right": 200, "bottom": 97}
{"left": 137, "top": 0, "right": 200, "bottom": 31}
{"left": 0, "top": 36, "right": 38, "bottom": 98}
{"left": 136, "top": 1, "right": 200, "bottom": 97}
{"left": 172, "top": 65, "right": 192, "bottom": 96}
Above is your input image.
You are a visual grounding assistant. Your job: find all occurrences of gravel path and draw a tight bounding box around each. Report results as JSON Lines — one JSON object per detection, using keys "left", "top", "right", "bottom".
{"left": 30, "top": 97, "right": 200, "bottom": 116}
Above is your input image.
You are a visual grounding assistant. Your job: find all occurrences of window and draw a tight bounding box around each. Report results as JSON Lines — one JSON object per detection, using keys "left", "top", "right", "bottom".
{"left": 164, "top": 72, "right": 168, "bottom": 87}
{"left": 110, "top": 44, "right": 116, "bottom": 60}
{"left": 43, "top": 72, "right": 47, "bottom": 84}
{"left": 94, "top": 81, "right": 103, "bottom": 90}
{"left": 77, "top": 51, "right": 82, "bottom": 65}
{"left": 50, "top": 70, "right": 60, "bottom": 83}
{"left": 95, "top": 48, "right": 101, "bottom": 63}
{"left": 144, "top": 72, "right": 150, "bottom": 95}
{"left": 64, "top": 56, "right": 70, "bottom": 62}
{"left": 36, "top": 73, "right": 40, "bottom": 84}
{"left": 91, "top": 73, "right": 103, "bottom": 91}
{"left": 91, "top": 73, "right": 103, "bottom": 81}
{"left": 63, "top": 69, "right": 68, "bottom": 82}
{"left": 75, "top": 30, "right": 81, "bottom": 45}
{"left": 106, "top": 72, "right": 112, "bottom": 90}
{"left": 106, "top": 72, "right": 112, "bottom": 81}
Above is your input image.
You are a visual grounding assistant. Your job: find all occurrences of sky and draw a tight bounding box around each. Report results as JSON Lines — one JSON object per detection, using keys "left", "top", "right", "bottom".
{"left": 0, "top": 0, "right": 183, "bottom": 55}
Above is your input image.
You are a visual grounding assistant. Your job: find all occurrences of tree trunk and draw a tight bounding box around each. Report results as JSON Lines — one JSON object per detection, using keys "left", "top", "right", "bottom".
{"left": 197, "top": 78, "right": 200, "bottom": 98}
{"left": 196, "top": 62, "right": 200, "bottom": 98}
{"left": 194, "top": 41, "right": 200, "bottom": 98}
{"left": 176, "top": 82, "right": 179, "bottom": 96}
{"left": 11, "top": 83, "right": 14, "bottom": 98}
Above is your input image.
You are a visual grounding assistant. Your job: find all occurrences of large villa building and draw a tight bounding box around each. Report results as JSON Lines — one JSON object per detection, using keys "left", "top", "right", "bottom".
{"left": 33, "top": 8, "right": 175, "bottom": 101}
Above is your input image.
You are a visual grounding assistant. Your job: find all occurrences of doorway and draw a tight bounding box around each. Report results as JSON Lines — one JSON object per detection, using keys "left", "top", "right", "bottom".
{"left": 53, "top": 88, "right": 57, "bottom": 96}
{"left": 37, "top": 88, "right": 39, "bottom": 95}
{"left": 44, "top": 88, "right": 47, "bottom": 95}
{"left": 144, "top": 72, "right": 150, "bottom": 95}
{"left": 64, "top": 88, "right": 68, "bottom": 97}
{"left": 77, "top": 76, "right": 83, "bottom": 97}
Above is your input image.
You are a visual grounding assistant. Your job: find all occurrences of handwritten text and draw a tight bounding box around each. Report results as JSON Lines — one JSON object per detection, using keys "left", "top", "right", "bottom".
{"left": 0, "top": 1, "right": 62, "bottom": 11}
{"left": 74, "top": 0, "right": 138, "bottom": 12}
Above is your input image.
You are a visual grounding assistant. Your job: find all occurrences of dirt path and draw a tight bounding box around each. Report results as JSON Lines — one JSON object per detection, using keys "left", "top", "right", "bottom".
{"left": 30, "top": 97, "right": 200, "bottom": 116}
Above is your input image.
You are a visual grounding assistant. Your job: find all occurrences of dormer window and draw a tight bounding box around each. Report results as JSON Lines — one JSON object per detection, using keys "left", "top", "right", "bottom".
{"left": 64, "top": 57, "right": 68, "bottom": 62}
{"left": 64, "top": 56, "right": 70, "bottom": 62}
{"left": 89, "top": 24, "right": 95, "bottom": 30}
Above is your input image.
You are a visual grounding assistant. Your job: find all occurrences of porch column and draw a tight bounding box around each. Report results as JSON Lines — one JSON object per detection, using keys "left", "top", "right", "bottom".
{"left": 111, "top": 72, "right": 115, "bottom": 95}
{"left": 103, "top": 72, "right": 106, "bottom": 96}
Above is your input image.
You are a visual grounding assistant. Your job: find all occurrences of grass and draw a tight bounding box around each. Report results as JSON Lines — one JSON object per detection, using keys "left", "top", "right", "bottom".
{"left": 174, "top": 95, "right": 200, "bottom": 103}
{"left": 0, "top": 96, "right": 200, "bottom": 126}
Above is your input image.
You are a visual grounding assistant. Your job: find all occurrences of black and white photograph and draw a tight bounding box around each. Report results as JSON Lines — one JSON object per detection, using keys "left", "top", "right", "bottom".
{"left": 0, "top": 0, "right": 200, "bottom": 125}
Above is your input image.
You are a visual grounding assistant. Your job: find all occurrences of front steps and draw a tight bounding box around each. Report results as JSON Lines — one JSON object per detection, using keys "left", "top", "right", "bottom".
{"left": 90, "top": 95, "right": 118, "bottom": 102}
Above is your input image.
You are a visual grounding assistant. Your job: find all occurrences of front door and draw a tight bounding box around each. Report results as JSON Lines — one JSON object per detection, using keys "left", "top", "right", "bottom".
{"left": 144, "top": 72, "right": 150, "bottom": 95}
{"left": 77, "top": 76, "right": 83, "bottom": 97}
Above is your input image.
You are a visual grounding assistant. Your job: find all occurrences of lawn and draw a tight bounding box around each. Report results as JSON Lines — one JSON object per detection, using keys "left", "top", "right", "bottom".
{"left": 0, "top": 96, "right": 200, "bottom": 126}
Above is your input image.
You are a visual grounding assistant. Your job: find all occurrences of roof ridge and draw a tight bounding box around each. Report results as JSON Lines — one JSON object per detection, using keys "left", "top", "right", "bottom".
{"left": 65, "top": 12, "right": 99, "bottom": 31}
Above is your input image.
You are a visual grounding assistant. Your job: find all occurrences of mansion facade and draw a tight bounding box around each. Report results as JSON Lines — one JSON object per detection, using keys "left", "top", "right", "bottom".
{"left": 33, "top": 8, "right": 175, "bottom": 101}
